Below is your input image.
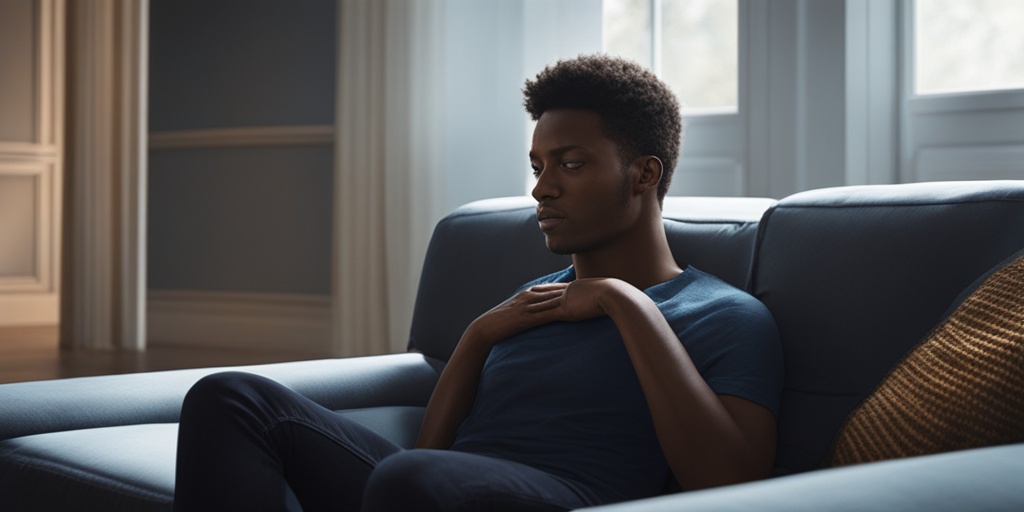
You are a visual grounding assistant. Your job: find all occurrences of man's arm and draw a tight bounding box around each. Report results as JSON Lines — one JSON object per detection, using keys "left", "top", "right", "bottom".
{"left": 546, "top": 278, "right": 777, "bottom": 490}
{"left": 415, "top": 284, "right": 566, "bottom": 449}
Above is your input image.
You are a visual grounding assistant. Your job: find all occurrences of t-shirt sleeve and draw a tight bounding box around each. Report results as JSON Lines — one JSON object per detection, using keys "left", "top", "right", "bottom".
{"left": 677, "top": 298, "right": 785, "bottom": 417}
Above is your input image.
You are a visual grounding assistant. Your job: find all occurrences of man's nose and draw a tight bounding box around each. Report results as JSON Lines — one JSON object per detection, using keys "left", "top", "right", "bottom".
{"left": 531, "top": 168, "right": 559, "bottom": 201}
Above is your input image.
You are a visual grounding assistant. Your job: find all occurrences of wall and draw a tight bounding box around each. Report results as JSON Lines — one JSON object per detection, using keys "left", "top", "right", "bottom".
{"left": 146, "top": 0, "right": 336, "bottom": 352}
{"left": 144, "top": 0, "right": 580, "bottom": 355}
{"left": 438, "top": 0, "right": 528, "bottom": 214}
{"left": 0, "top": 0, "right": 63, "bottom": 326}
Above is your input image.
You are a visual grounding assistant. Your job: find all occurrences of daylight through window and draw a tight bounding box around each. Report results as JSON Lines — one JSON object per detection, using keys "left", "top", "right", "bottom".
{"left": 915, "top": 0, "right": 1024, "bottom": 95}
{"left": 603, "top": 0, "right": 738, "bottom": 113}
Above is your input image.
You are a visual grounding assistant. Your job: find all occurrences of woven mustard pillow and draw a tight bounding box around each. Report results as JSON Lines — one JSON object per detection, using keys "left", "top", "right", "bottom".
{"left": 829, "top": 251, "right": 1024, "bottom": 467}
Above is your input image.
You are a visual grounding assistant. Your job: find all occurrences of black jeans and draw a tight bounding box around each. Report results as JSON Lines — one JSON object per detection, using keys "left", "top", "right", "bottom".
{"left": 173, "top": 372, "right": 600, "bottom": 511}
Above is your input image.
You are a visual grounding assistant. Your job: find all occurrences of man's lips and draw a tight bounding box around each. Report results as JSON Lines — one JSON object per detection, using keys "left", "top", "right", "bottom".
{"left": 536, "top": 207, "right": 565, "bottom": 231}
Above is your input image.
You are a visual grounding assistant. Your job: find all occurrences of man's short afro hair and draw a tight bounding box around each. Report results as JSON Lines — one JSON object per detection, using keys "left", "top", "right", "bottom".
{"left": 523, "top": 54, "right": 683, "bottom": 201}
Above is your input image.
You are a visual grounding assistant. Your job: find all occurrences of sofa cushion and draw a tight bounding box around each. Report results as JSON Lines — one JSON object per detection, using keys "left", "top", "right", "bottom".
{"left": 580, "top": 443, "right": 1024, "bottom": 512}
{"left": 749, "top": 180, "right": 1024, "bottom": 473}
{"left": 0, "top": 354, "right": 439, "bottom": 442}
{"left": 0, "top": 424, "right": 176, "bottom": 512}
{"left": 0, "top": 406, "right": 424, "bottom": 512}
{"left": 828, "top": 249, "right": 1024, "bottom": 466}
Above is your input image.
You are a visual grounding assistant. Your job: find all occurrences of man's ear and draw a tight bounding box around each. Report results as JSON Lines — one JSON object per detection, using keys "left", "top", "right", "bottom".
{"left": 633, "top": 156, "right": 664, "bottom": 195}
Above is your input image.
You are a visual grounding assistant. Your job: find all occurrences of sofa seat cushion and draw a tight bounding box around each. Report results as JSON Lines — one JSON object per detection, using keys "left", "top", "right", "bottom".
{"left": 0, "top": 405, "right": 424, "bottom": 512}
{"left": 0, "top": 423, "right": 177, "bottom": 512}
{"left": 581, "top": 443, "right": 1024, "bottom": 512}
{"left": 829, "top": 249, "right": 1024, "bottom": 466}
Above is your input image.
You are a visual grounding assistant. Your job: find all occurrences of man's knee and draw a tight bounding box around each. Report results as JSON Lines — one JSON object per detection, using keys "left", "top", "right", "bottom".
{"left": 180, "top": 371, "right": 270, "bottom": 420}
{"left": 362, "top": 450, "right": 455, "bottom": 511}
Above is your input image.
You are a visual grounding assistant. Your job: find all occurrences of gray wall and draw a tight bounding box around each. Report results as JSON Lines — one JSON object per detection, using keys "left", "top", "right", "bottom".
{"left": 147, "top": 0, "right": 336, "bottom": 295}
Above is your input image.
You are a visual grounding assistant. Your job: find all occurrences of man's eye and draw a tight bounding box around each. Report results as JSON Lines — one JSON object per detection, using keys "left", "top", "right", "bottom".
{"left": 531, "top": 165, "right": 542, "bottom": 177}
{"left": 562, "top": 161, "right": 583, "bottom": 170}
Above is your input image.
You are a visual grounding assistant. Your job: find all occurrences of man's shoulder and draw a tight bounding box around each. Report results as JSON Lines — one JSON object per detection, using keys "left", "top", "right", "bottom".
{"left": 672, "top": 267, "right": 754, "bottom": 302}
{"left": 667, "top": 268, "right": 773, "bottom": 322}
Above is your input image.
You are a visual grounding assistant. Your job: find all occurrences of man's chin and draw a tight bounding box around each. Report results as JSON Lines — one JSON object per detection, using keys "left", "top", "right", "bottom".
{"left": 544, "top": 238, "right": 588, "bottom": 256}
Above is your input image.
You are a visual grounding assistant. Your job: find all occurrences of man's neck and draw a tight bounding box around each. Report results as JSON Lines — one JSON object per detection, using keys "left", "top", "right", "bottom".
{"left": 571, "top": 218, "right": 683, "bottom": 291}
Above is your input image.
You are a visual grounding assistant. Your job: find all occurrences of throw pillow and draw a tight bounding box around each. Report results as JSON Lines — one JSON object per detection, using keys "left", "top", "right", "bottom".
{"left": 829, "top": 249, "right": 1024, "bottom": 467}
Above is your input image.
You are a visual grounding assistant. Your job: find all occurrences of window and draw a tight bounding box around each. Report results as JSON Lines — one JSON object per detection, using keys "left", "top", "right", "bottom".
{"left": 915, "top": 0, "right": 1024, "bottom": 95}
{"left": 901, "top": 0, "right": 1024, "bottom": 183}
{"left": 603, "top": 0, "right": 738, "bottom": 113}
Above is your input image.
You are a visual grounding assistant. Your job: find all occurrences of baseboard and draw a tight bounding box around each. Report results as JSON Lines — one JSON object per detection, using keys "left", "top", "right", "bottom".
{"left": 146, "top": 290, "right": 332, "bottom": 354}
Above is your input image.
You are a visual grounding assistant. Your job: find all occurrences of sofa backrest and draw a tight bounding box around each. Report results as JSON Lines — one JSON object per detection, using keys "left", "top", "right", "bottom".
{"left": 750, "top": 181, "right": 1024, "bottom": 474}
{"left": 408, "top": 196, "right": 774, "bottom": 361}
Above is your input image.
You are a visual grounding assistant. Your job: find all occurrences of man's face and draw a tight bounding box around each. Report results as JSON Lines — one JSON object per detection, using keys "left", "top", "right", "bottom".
{"left": 530, "top": 109, "right": 641, "bottom": 255}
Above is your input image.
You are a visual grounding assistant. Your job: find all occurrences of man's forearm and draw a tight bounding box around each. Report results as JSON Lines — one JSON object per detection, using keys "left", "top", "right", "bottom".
{"left": 598, "top": 283, "right": 772, "bottom": 489}
{"left": 415, "top": 325, "right": 492, "bottom": 449}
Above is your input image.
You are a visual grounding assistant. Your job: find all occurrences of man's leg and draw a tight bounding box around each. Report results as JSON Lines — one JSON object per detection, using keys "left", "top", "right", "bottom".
{"left": 173, "top": 372, "right": 402, "bottom": 512}
{"left": 362, "top": 450, "right": 604, "bottom": 512}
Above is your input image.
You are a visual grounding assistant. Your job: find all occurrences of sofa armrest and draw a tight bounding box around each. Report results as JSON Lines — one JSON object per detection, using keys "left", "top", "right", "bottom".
{"left": 0, "top": 353, "right": 442, "bottom": 441}
{"left": 579, "top": 443, "right": 1024, "bottom": 512}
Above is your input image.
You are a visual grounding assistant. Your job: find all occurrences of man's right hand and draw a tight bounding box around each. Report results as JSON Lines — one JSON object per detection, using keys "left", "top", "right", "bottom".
{"left": 463, "top": 284, "right": 569, "bottom": 346}
{"left": 417, "top": 283, "right": 571, "bottom": 449}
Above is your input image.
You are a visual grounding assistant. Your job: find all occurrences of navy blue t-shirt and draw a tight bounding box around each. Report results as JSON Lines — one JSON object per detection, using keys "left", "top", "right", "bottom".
{"left": 450, "top": 266, "right": 783, "bottom": 503}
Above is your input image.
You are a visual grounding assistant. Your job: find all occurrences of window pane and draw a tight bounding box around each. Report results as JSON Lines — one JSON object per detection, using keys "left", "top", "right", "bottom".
{"left": 603, "top": 0, "right": 738, "bottom": 113}
{"left": 603, "top": 0, "right": 651, "bottom": 68}
{"left": 660, "top": 0, "right": 738, "bottom": 111}
{"left": 916, "top": 0, "right": 1024, "bottom": 95}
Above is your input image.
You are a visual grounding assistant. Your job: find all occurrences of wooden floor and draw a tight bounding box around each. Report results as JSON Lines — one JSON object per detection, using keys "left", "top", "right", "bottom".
{"left": 0, "top": 325, "right": 331, "bottom": 384}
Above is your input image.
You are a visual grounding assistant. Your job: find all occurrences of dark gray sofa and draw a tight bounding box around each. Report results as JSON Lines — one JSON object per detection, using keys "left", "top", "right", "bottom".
{"left": 2, "top": 181, "right": 1024, "bottom": 511}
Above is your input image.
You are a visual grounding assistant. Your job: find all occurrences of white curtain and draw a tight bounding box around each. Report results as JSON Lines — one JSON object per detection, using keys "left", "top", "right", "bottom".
{"left": 333, "top": 0, "right": 445, "bottom": 357}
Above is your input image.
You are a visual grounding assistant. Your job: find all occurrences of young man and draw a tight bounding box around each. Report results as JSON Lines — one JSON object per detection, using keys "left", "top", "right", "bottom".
{"left": 173, "top": 55, "right": 783, "bottom": 511}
